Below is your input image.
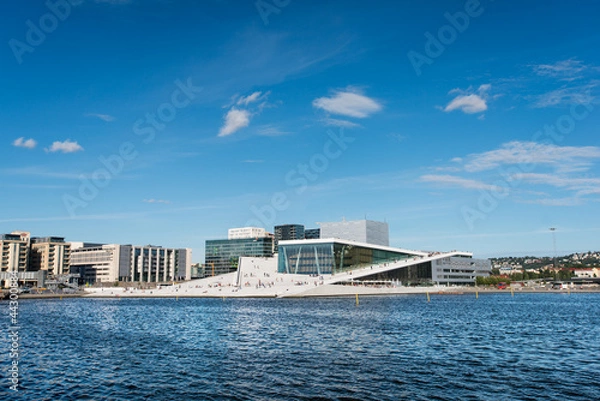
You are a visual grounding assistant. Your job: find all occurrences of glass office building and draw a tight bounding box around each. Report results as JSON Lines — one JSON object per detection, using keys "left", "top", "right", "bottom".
{"left": 278, "top": 239, "right": 417, "bottom": 275}
{"left": 205, "top": 237, "right": 274, "bottom": 277}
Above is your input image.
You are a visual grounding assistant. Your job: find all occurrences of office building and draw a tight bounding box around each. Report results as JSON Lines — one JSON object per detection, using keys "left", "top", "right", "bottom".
{"left": 319, "top": 219, "right": 389, "bottom": 246}
{"left": 30, "top": 236, "right": 71, "bottom": 276}
{"left": 129, "top": 245, "right": 191, "bottom": 283}
{"left": 205, "top": 236, "right": 274, "bottom": 277}
{"left": 71, "top": 243, "right": 192, "bottom": 284}
{"left": 71, "top": 244, "right": 131, "bottom": 283}
{"left": 274, "top": 224, "right": 305, "bottom": 241}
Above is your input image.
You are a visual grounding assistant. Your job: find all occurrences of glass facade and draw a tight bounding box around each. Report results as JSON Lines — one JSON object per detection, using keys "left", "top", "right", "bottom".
{"left": 278, "top": 241, "right": 413, "bottom": 275}
{"left": 205, "top": 237, "right": 274, "bottom": 277}
{"left": 353, "top": 261, "right": 433, "bottom": 285}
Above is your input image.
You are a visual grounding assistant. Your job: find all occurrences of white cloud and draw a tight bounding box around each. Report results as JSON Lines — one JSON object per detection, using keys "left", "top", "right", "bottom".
{"left": 388, "top": 133, "right": 406, "bottom": 142}
{"left": 533, "top": 83, "right": 596, "bottom": 108}
{"left": 322, "top": 118, "right": 361, "bottom": 128}
{"left": 46, "top": 140, "right": 84, "bottom": 153}
{"left": 443, "top": 85, "right": 491, "bottom": 114}
{"left": 313, "top": 90, "right": 382, "bottom": 118}
{"left": 510, "top": 173, "right": 600, "bottom": 189}
{"left": 444, "top": 94, "right": 487, "bottom": 114}
{"left": 86, "top": 113, "right": 115, "bottom": 122}
{"left": 521, "top": 197, "right": 584, "bottom": 206}
{"left": 531, "top": 59, "right": 587, "bottom": 80}
{"left": 419, "top": 174, "right": 499, "bottom": 191}
{"left": 143, "top": 199, "right": 171, "bottom": 204}
{"left": 256, "top": 125, "right": 289, "bottom": 137}
{"left": 462, "top": 141, "right": 600, "bottom": 172}
{"left": 237, "top": 91, "right": 265, "bottom": 106}
{"left": 13, "top": 137, "right": 37, "bottom": 149}
{"left": 218, "top": 108, "right": 251, "bottom": 137}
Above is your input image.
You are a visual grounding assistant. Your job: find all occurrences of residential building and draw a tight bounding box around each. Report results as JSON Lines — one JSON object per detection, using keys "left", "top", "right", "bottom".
{"left": 0, "top": 232, "right": 35, "bottom": 287}
{"left": 30, "top": 236, "right": 71, "bottom": 276}
{"left": 1, "top": 232, "right": 30, "bottom": 273}
{"left": 318, "top": 218, "right": 390, "bottom": 246}
{"left": 274, "top": 224, "right": 305, "bottom": 241}
{"left": 304, "top": 228, "right": 320, "bottom": 239}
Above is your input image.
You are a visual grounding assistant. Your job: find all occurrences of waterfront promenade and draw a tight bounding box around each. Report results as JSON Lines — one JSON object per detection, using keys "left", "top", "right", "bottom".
{"left": 81, "top": 256, "right": 600, "bottom": 299}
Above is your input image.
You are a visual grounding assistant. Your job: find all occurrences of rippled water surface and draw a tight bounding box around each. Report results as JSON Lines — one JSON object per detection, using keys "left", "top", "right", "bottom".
{"left": 3, "top": 293, "right": 600, "bottom": 400}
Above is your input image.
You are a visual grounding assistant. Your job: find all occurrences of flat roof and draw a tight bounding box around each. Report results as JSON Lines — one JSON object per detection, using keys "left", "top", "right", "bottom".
{"left": 278, "top": 238, "right": 429, "bottom": 257}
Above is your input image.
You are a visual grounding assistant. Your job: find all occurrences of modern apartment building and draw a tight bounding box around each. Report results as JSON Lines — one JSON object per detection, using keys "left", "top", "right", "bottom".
{"left": 30, "top": 236, "right": 71, "bottom": 276}
{"left": 0, "top": 232, "right": 30, "bottom": 272}
{"left": 274, "top": 224, "right": 305, "bottom": 241}
{"left": 304, "top": 228, "right": 320, "bottom": 239}
{"left": 0, "top": 232, "right": 37, "bottom": 287}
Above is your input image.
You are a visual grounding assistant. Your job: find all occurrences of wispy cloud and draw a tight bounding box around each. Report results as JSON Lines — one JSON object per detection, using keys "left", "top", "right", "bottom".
{"left": 219, "top": 91, "right": 272, "bottom": 137}
{"left": 510, "top": 173, "right": 600, "bottom": 189}
{"left": 313, "top": 89, "right": 382, "bottom": 118}
{"left": 443, "top": 84, "right": 490, "bottom": 114}
{"left": 242, "top": 159, "right": 264, "bottom": 163}
{"left": 45, "top": 140, "right": 84, "bottom": 154}
{"left": 420, "top": 141, "right": 600, "bottom": 207}
{"left": 419, "top": 174, "right": 499, "bottom": 191}
{"left": 237, "top": 91, "right": 269, "bottom": 106}
{"left": 12, "top": 137, "right": 37, "bottom": 149}
{"left": 460, "top": 141, "right": 600, "bottom": 172}
{"left": 143, "top": 199, "right": 171, "bottom": 204}
{"left": 521, "top": 197, "right": 584, "bottom": 207}
{"left": 218, "top": 108, "right": 251, "bottom": 137}
{"left": 322, "top": 118, "right": 361, "bottom": 128}
{"left": 533, "top": 83, "right": 597, "bottom": 108}
{"left": 256, "top": 125, "right": 289, "bottom": 137}
{"left": 531, "top": 59, "right": 587, "bottom": 80}
{"left": 86, "top": 113, "right": 115, "bottom": 122}
{"left": 388, "top": 133, "right": 407, "bottom": 142}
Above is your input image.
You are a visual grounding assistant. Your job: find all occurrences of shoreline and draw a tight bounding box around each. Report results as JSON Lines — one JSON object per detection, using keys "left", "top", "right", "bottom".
{"left": 6, "top": 285, "right": 600, "bottom": 300}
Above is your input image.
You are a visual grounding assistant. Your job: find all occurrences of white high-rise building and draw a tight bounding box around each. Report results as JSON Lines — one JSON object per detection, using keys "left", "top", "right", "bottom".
{"left": 318, "top": 219, "right": 389, "bottom": 246}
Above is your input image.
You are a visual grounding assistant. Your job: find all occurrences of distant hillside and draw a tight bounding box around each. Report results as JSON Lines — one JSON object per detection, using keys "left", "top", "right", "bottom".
{"left": 491, "top": 251, "right": 600, "bottom": 270}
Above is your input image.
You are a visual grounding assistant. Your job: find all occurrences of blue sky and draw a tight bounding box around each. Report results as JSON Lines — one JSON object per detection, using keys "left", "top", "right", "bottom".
{"left": 1, "top": 0, "right": 599, "bottom": 261}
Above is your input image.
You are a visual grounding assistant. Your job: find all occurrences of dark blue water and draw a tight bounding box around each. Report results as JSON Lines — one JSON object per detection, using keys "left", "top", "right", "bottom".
{"left": 2, "top": 293, "right": 600, "bottom": 400}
